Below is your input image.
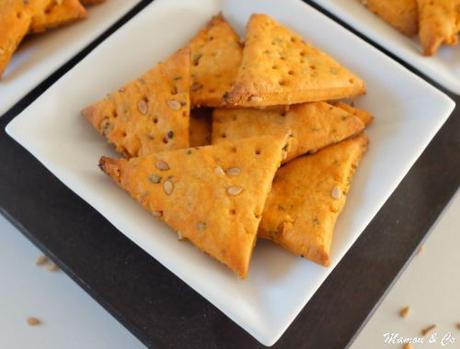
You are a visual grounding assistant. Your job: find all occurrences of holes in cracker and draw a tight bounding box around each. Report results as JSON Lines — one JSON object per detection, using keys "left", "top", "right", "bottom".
{"left": 171, "top": 85, "right": 178, "bottom": 95}
{"left": 192, "top": 53, "right": 202, "bottom": 66}
{"left": 16, "top": 12, "right": 23, "bottom": 19}
{"left": 44, "top": 1, "right": 57, "bottom": 14}
{"left": 230, "top": 146, "right": 237, "bottom": 153}
{"left": 349, "top": 78, "right": 355, "bottom": 84}
{"left": 288, "top": 70, "right": 294, "bottom": 76}
{"left": 153, "top": 117, "right": 159, "bottom": 124}
{"left": 230, "top": 209, "right": 236, "bottom": 215}
{"left": 221, "top": 133, "right": 227, "bottom": 139}
{"left": 255, "top": 148, "right": 262, "bottom": 156}
{"left": 279, "top": 80, "right": 287, "bottom": 87}
{"left": 209, "top": 88, "right": 216, "bottom": 93}
{"left": 272, "top": 65, "right": 278, "bottom": 70}
{"left": 100, "top": 119, "right": 113, "bottom": 136}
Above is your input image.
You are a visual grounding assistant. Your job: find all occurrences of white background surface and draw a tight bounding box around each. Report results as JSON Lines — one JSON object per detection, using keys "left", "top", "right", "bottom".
{"left": 5, "top": 0, "right": 455, "bottom": 344}
{"left": 350, "top": 189, "right": 460, "bottom": 349}
{"left": 0, "top": 191, "right": 458, "bottom": 348}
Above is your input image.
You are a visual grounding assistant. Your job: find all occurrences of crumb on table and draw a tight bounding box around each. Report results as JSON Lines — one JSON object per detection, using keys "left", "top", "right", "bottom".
{"left": 399, "top": 305, "right": 410, "bottom": 318}
{"left": 26, "top": 317, "right": 41, "bottom": 326}
{"left": 35, "top": 255, "right": 49, "bottom": 266}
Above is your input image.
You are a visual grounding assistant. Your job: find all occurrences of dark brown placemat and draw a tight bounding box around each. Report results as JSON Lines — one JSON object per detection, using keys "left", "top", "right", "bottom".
{"left": 0, "top": 1, "right": 459, "bottom": 348}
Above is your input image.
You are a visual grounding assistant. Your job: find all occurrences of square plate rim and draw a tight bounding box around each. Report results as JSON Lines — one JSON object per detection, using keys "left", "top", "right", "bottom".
{"left": 5, "top": 0, "right": 456, "bottom": 346}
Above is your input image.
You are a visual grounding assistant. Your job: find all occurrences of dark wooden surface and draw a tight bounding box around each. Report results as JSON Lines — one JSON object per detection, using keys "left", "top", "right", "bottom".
{"left": 0, "top": 1, "right": 459, "bottom": 348}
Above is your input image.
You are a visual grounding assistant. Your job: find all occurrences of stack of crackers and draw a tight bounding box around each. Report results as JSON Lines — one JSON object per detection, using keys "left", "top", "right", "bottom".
{"left": 83, "top": 13, "right": 373, "bottom": 278}
{"left": 360, "top": 0, "right": 460, "bottom": 56}
{"left": 0, "top": 0, "right": 105, "bottom": 78}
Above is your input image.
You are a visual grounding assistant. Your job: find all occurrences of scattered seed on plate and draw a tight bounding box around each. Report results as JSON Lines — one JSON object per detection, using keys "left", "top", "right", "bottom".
{"left": 227, "top": 186, "right": 243, "bottom": 196}
{"left": 399, "top": 306, "right": 410, "bottom": 318}
{"left": 167, "top": 100, "right": 181, "bottom": 110}
{"left": 331, "top": 186, "right": 342, "bottom": 200}
{"left": 35, "top": 255, "right": 49, "bottom": 266}
{"left": 226, "top": 167, "right": 241, "bottom": 176}
{"left": 27, "top": 317, "right": 41, "bottom": 326}
{"left": 163, "top": 180, "right": 174, "bottom": 195}
{"left": 421, "top": 324, "right": 436, "bottom": 336}
{"left": 155, "top": 160, "right": 170, "bottom": 171}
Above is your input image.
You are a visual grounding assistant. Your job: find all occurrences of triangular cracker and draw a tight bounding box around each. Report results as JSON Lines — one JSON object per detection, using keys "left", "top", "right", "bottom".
{"left": 360, "top": 0, "right": 418, "bottom": 36}
{"left": 188, "top": 13, "right": 243, "bottom": 107}
{"left": 100, "top": 134, "right": 290, "bottom": 277}
{"left": 190, "top": 108, "right": 212, "bottom": 147}
{"left": 259, "top": 134, "right": 369, "bottom": 266}
{"left": 334, "top": 102, "right": 374, "bottom": 127}
{"left": 83, "top": 48, "right": 191, "bottom": 158}
{"left": 224, "top": 14, "right": 366, "bottom": 107}
{"left": 417, "top": 0, "right": 460, "bottom": 55}
{"left": 0, "top": 0, "right": 31, "bottom": 78}
{"left": 212, "top": 102, "right": 365, "bottom": 162}
{"left": 27, "top": 0, "right": 87, "bottom": 34}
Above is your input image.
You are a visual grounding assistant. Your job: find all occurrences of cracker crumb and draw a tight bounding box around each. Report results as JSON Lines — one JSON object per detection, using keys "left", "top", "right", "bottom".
{"left": 35, "top": 255, "right": 49, "bottom": 266}
{"left": 456, "top": 322, "right": 460, "bottom": 330}
{"left": 27, "top": 317, "right": 41, "bottom": 326}
{"left": 399, "top": 305, "right": 410, "bottom": 318}
{"left": 47, "top": 263, "right": 60, "bottom": 272}
{"left": 421, "top": 324, "right": 436, "bottom": 336}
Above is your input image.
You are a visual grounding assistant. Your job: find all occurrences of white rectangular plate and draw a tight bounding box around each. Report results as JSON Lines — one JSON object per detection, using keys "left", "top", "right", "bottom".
{"left": 6, "top": 0, "right": 455, "bottom": 345}
{"left": 310, "top": 0, "right": 460, "bottom": 94}
{"left": 0, "top": 0, "right": 142, "bottom": 117}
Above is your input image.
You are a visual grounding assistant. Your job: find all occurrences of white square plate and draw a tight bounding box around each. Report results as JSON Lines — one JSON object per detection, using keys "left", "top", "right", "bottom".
{"left": 5, "top": 0, "right": 455, "bottom": 345}
{"left": 310, "top": 0, "right": 460, "bottom": 94}
{"left": 0, "top": 0, "right": 142, "bottom": 116}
